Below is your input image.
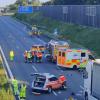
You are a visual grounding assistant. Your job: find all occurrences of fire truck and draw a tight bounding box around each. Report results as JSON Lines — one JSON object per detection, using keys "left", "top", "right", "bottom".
{"left": 57, "top": 48, "right": 91, "bottom": 69}
{"left": 46, "top": 40, "right": 70, "bottom": 62}
{"left": 31, "top": 45, "right": 45, "bottom": 53}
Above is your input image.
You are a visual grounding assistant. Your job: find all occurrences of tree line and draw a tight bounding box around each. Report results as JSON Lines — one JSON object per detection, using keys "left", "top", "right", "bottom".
{"left": 43, "top": 0, "right": 100, "bottom": 5}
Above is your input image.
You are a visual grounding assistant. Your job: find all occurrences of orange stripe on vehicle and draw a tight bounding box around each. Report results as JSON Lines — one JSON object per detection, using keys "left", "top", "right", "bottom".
{"left": 66, "top": 63, "right": 72, "bottom": 65}
{"left": 72, "top": 59, "right": 77, "bottom": 62}
{"left": 77, "top": 50, "right": 81, "bottom": 52}
{"left": 77, "top": 62, "right": 80, "bottom": 65}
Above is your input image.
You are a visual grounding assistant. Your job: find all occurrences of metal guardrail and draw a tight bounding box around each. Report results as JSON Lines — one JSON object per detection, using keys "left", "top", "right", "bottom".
{"left": 0, "top": 46, "right": 13, "bottom": 79}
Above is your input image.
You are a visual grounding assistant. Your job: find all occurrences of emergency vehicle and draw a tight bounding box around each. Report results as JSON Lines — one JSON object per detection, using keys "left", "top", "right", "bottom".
{"left": 46, "top": 40, "right": 70, "bottom": 62}
{"left": 31, "top": 73, "right": 67, "bottom": 94}
{"left": 57, "top": 48, "right": 90, "bottom": 69}
{"left": 31, "top": 45, "right": 45, "bottom": 53}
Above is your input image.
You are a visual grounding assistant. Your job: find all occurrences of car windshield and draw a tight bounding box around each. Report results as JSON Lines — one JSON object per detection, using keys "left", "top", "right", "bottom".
{"left": 34, "top": 76, "right": 46, "bottom": 87}
{"left": 49, "top": 77, "right": 58, "bottom": 81}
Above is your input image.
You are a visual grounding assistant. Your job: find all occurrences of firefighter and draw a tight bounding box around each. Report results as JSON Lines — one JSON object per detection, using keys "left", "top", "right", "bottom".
{"left": 19, "top": 83, "right": 26, "bottom": 100}
{"left": 36, "top": 51, "right": 42, "bottom": 63}
{"left": 31, "top": 50, "right": 35, "bottom": 63}
{"left": 38, "top": 52, "right": 43, "bottom": 62}
{"left": 27, "top": 51, "right": 32, "bottom": 63}
{"left": 34, "top": 51, "right": 37, "bottom": 63}
{"left": 36, "top": 51, "right": 39, "bottom": 63}
{"left": 24, "top": 51, "right": 28, "bottom": 63}
{"left": 9, "top": 50, "right": 14, "bottom": 61}
{"left": 12, "top": 77, "right": 19, "bottom": 95}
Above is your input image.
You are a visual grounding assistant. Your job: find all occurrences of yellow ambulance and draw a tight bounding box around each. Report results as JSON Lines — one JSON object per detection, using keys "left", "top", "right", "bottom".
{"left": 57, "top": 48, "right": 90, "bottom": 69}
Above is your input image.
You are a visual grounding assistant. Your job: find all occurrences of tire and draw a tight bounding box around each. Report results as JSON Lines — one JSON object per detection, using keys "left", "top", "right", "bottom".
{"left": 73, "top": 65, "right": 77, "bottom": 70}
{"left": 61, "top": 84, "right": 67, "bottom": 90}
{"left": 48, "top": 87, "right": 52, "bottom": 93}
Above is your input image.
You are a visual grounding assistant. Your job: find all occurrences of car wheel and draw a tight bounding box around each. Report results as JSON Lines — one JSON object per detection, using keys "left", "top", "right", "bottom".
{"left": 48, "top": 87, "right": 52, "bottom": 93}
{"left": 61, "top": 84, "right": 67, "bottom": 90}
{"left": 73, "top": 65, "right": 77, "bottom": 70}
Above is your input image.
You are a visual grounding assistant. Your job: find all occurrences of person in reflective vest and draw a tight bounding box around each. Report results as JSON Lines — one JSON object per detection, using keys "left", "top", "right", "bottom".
{"left": 80, "top": 60, "right": 88, "bottom": 69}
{"left": 27, "top": 51, "right": 32, "bottom": 63}
{"left": 68, "top": 92, "right": 75, "bottom": 100}
{"left": 9, "top": 50, "right": 14, "bottom": 61}
{"left": 24, "top": 51, "right": 28, "bottom": 63}
{"left": 19, "top": 83, "right": 26, "bottom": 100}
{"left": 12, "top": 77, "right": 19, "bottom": 95}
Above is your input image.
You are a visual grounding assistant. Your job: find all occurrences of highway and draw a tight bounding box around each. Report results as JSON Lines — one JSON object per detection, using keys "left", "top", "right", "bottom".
{"left": 0, "top": 16, "right": 84, "bottom": 100}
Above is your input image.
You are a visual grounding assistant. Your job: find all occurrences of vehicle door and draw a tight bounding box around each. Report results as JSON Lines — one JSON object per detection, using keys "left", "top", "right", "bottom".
{"left": 48, "top": 77, "right": 61, "bottom": 89}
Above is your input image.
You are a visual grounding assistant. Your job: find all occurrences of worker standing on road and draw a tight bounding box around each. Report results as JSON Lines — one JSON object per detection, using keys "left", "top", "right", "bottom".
{"left": 38, "top": 52, "right": 43, "bottom": 62}
{"left": 24, "top": 51, "right": 28, "bottom": 63}
{"left": 12, "top": 77, "right": 19, "bottom": 95}
{"left": 36, "top": 51, "right": 39, "bottom": 62}
{"left": 9, "top": 50, "right": 14, "bottom": 61}
{"left": 31, "top": 51, "right": 35, "bottom": 63}
{"left": 27, "top": 51, "right": 32, "bottom": 63}
{"left": 19, "top": 83, "right": 27, "bottom": 100}
{"left": 68, "top": 93, "right": 76, "bottom": 100}
{"left": 34, "top": 51, "right": 37, "bottom": 63}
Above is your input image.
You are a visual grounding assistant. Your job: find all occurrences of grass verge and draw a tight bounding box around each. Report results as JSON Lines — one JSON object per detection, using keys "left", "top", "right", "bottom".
{"left": 0, "top": 55, "right": 14, "bottom": 100}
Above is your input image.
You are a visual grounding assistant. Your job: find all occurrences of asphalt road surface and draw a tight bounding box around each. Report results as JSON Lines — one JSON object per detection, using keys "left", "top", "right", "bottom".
{"left": 0, "top": 16, "right": 84, "bottom": 100}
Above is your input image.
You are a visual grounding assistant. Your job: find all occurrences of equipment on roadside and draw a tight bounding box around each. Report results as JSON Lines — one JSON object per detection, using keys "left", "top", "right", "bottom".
{"left": 29, "top": 25, "right": 40, "bottom": 37}
{"left": 57, "top": 49, "right": 91, "bottom": 69}
{"left": 46, "top": 40, "right": 70, "bottom": 63}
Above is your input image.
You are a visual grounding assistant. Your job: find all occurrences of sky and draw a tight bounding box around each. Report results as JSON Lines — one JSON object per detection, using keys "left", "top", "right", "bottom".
{"left": 0, "top": 0, "right": 50, "bottom": 7}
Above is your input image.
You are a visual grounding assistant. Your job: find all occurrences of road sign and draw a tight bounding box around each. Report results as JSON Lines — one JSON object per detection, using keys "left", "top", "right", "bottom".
{"left": 18, "top": 6, "right": 33, "bottom": 13}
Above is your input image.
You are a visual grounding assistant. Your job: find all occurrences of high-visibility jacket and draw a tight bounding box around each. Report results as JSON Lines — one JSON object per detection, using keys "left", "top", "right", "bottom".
{"left": 27, "top": 52, "right": 32, "bottom": 58}
{"left": 39, "top": 52, "right": 42, "bottom": 57}
{"left": 10, "top": 51, "right": 14, "bottom": 57}
{"left": 20, "top": 84, "right": 26, "bottom": 98}
{"left": 80, "top": 60, "right": 88, "bottom": 68}
{"left": 12, "top": 79, "right": 18, "bottom": 88}
{"left": 68, "top": 97, "right": 74, "bottom": 100}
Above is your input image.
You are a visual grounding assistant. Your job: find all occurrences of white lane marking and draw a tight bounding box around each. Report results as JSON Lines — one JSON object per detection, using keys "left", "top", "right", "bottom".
{"left": 79, "top": 91, "right": 83, "bottom": 93}
{"left": 80, "top": 85, "right": 84, "bottom": 90}
{"left": 0, "top": 46, "right": 14, "bottom": 79}
{"left": 58, "top": 91, "right": 62, "bottom": 94}
{"left": 76, "top": 93, "right": 82, "bottom": 96}
{"left": 16, "top": 46, "right": 19, "bottom": 49}
{"left": 52, "top": 91, "right": 58, "bottom": 96}
{"left": 32, "top": 65, "right": 38, "bottom": 72}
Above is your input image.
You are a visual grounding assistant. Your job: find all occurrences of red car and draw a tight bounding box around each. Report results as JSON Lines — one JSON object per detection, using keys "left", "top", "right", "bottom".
{"left": 31, "top": 73, "right": 67, "bottom": 94}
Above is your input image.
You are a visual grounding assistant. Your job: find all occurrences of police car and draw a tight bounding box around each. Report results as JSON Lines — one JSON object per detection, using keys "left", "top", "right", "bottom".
{"left": 31, "top": 73, "right": 67, "bottom": 94}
